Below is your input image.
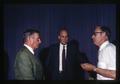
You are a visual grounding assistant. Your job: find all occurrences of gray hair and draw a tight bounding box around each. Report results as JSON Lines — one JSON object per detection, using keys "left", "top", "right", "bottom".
{"left": 23, "top": 29, "right": 40, "bottom": 43}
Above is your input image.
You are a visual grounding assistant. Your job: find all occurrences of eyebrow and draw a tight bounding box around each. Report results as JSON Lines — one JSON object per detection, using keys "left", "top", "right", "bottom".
{"left": 94, "top": 31, "right": 103, "bottom": 33}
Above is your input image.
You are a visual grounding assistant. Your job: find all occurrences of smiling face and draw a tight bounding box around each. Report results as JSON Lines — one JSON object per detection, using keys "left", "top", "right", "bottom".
{"left": 58, "top": 30, "right": 68, "bottom": 45}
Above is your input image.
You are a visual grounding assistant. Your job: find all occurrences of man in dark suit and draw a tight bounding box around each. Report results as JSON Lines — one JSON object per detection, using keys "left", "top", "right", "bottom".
{"left": 46, "top": 27, "right": 85, "bottom": 80}
{"left": 14, "top": 29, "right": 44, "bottom": 80}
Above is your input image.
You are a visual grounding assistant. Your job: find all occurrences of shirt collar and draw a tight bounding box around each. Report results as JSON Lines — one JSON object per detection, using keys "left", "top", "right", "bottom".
{"left": 60, "top": 43, "right": 67, "bottom": 48}
{"left": 99, "top": 41, "right": 109, "bottom": 51}
{"left": 24, "top": 44, "right": 34, "bottom": 55}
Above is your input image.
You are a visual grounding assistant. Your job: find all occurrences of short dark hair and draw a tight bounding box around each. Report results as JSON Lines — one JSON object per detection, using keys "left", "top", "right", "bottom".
{"left": 100, "top": 26, "right": 111, "bottom": 39}
{"left": 58, "top": 26, "right": 69, "bottom": 36}
{"left": 23, "top": 29, "right": 40, "bottom": 43}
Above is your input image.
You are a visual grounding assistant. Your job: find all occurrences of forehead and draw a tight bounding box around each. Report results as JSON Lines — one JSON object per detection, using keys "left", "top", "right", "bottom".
{"left": 95, "top": 26, "right": 102, "bottom": 32}
{"left": 32, "top": 33, "right": 40, "bottom": 37}
{"left": 60, "top": 30, "right": 68, "bottom": 35}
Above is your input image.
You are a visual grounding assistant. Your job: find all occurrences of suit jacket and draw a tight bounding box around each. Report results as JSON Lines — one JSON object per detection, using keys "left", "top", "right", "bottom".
{"left": 46, "top": 42, "right": 83, "bottom": 80}
{"left": 14, "top": 46, "right": 44, "bottom": 80}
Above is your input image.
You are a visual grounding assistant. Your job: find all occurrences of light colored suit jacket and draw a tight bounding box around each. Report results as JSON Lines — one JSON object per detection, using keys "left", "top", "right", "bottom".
{"left": 14, "top": 46, "right": 44, "bottom": 80}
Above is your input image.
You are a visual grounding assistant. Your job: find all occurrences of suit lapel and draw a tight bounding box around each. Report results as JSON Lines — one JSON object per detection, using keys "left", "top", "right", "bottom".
{"left": 66, "top": 43, "right": 70, "bottom": 60}
{"left": 56, "top": 43, "right": 59, "bottom": 71}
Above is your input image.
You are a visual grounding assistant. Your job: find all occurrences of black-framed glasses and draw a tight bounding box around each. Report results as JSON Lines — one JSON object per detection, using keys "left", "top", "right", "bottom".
{"left": 93, "top": 32, "right": 103, "bottom": 36}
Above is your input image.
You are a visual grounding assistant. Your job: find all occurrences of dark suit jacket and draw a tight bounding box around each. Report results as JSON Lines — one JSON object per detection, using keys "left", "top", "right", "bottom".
{"left": 14, "top": 46, "right": 44, "bottom": 80}
{"left": 46, "top": 42, "right": 83, "bottom": 80}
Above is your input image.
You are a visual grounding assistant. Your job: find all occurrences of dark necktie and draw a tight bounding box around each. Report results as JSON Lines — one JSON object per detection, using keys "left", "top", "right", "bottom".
{"left": 62, "top": 45, "right": 65, "bottom": 71}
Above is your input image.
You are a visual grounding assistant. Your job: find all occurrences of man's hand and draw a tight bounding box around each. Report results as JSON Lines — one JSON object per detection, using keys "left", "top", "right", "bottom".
{"left": 80, "top": 63, "right": 116, "bottom": 79}
{"left": 80, "top": 63, "right": 96, "bottom": 72}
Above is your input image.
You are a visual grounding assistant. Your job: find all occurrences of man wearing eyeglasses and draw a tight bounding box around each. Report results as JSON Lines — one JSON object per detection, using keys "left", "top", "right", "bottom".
{"left": 81, "top": 25, "right": 116, "bottom": 80}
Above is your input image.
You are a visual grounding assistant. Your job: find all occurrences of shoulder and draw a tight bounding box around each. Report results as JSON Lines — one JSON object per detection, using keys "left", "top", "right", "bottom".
{"left": 105, "top": 43, "right": 116, "bottom": 51}
{"left": 101, "top": 43, "right": 116, "bottom": 58}
{"left": 68, "top": 42, "right": 78, "bottom": 50}
{"left": 49, "top": 43, "right": 59, "bottom": 48}
{"left": 16, "top": 47, "right": 28, "bottom": 55}
{"left": 16, "top": 47, "right": 31, "bottom": 60}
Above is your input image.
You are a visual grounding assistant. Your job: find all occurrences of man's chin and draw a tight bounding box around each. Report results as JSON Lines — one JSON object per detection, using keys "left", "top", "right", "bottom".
{"left": 61, "top": 42, "right": 67, "bottom": 45}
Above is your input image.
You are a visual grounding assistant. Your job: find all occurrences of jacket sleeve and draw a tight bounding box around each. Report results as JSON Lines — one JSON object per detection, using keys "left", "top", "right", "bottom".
{"left": 14, "top": 52, "right": 35, "bottom": 80}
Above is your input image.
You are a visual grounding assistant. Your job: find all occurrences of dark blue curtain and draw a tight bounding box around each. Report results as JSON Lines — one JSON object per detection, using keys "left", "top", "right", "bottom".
{"left": 4, "top": 4, "right": 116, "bottom": 80}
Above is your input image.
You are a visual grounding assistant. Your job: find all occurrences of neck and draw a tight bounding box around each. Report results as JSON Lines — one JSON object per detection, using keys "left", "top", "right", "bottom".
{"left": 24, "top": 43, "right": 34, "bottom": 50}
{"left": 98, "top": 39, "right": 108, "bottom": 47}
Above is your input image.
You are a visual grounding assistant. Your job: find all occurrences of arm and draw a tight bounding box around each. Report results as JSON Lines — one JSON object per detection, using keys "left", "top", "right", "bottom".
{"left": 81, "top": 63, "right": 116, "bottom": 79}
{"left": 95, "top": 67, "right": 116, "bottom": 79}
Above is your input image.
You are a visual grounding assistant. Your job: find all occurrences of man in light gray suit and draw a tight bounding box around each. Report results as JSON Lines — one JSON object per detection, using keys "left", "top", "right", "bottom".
{"left": 14, "top": 29, "right": 44, "bottom": 80}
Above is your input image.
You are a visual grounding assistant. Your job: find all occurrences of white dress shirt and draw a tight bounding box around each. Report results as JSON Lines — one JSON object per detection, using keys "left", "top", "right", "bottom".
{"left": 59, "top": 43, "right": 67, "bottom": 72}
{"left": 24, "top": 44, "right": 34, "bottom": 55}
{"left": 97, "top": 41, "right": 116, "bottom": 80}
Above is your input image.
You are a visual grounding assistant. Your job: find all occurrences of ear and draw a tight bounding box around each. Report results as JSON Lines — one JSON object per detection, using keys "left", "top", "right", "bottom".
{"left": 29, "top": 36, "right": 34, "bottom": 44}
{"left": 58, "top": 36, "right": 60, "bottom": 40}
{"left": 102, "top": 32, "right": 106, "bottom": 36}
{"left": 104, "top": 32, "right": 108, "bottom": 40}
{"left": 102, "top": 32, "right": 108, "bottom": 39}
{"left": 26, "top": 36, "right": 30, "bottom": 43}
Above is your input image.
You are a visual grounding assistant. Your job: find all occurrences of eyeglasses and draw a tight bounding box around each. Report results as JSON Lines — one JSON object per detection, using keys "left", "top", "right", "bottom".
{"left": 93, "top": 32, "right": 103, "bottom": 36}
